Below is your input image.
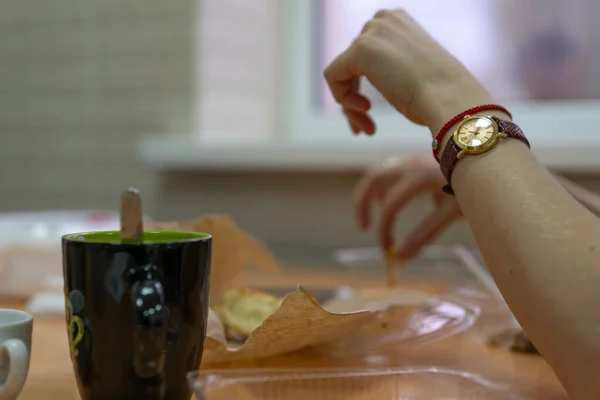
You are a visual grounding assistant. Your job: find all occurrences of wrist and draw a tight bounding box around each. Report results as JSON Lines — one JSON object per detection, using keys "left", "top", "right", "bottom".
{"left": 416, "top": 77, "right": 496, "bottom": 135}
{"left": 437, "top": 109, "right": 513, "bottom": 157}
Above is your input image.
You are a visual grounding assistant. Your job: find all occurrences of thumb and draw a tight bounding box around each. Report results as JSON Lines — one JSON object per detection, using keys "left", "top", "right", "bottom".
{"left": 396, "top": 202, "right": 461, "bottom": 261}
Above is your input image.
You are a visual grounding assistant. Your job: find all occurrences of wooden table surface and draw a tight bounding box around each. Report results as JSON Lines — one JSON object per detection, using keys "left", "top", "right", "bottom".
{"left": 17, "top": 270, "right": 567, "bottom": 399}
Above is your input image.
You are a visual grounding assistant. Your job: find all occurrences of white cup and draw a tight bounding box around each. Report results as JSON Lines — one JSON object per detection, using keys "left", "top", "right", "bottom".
{"left": 0, "top": 309, "right": 33, "bottom": 400}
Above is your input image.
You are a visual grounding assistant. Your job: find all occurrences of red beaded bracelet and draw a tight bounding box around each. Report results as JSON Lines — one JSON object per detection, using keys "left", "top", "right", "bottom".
{"left": 432, "top": 104, "right": 512, "bottom": 162}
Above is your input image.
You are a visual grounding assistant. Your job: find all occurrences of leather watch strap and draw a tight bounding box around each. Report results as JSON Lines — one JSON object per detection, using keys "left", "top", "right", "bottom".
{"left": 440, "top": 116, "right": 530, "bottom": 195}
{"left": 440, "top": 139, "right": 461, "bottom": 188}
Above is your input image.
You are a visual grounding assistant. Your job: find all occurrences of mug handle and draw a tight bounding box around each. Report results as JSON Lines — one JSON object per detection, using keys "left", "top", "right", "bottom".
{"left": 131, "top": 271, "right": 167, "bottom": 379}
{"left": 0, "top": 339, "right": 29, "bottom": 400}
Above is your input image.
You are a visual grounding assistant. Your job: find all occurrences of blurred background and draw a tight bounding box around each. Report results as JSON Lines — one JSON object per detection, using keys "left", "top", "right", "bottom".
{"left": 2, "top": 0, "right": 600, "bottom": 265}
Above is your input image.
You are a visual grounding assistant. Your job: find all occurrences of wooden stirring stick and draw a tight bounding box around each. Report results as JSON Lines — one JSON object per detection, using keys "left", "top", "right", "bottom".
{"left": 120, "top": 188, "right": 144, "bottom": 242}
{"left": 385, "top": 244, "right": 408, "bottom": 287}
{"left": 386, "top": 245, "right": 398, "bottom": 287}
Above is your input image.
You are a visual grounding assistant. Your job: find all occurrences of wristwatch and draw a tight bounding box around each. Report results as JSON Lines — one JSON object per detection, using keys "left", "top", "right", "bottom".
{"left": 440, "top": 115, "right": 530, "bottom": 194}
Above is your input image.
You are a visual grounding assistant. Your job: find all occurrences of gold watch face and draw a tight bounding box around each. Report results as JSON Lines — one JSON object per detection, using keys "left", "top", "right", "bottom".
{"left": 453, "top": 116, "right": 499, "bottom": 153}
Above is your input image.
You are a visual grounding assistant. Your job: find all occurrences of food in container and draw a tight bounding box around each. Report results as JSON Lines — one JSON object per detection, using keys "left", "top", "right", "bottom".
{"left": 216, "top": 287, "right": 283, "bottom": 342}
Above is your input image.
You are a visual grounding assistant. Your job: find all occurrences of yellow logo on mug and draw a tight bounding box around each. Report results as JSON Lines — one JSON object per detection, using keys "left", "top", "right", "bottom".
{"left": 66, "top": 297, "right": 84, "bottom": 359}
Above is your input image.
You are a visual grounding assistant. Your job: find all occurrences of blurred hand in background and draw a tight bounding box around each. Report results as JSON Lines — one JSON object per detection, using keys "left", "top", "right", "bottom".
{"left": 353, "top": 154, "right": 461, "bottom": 260}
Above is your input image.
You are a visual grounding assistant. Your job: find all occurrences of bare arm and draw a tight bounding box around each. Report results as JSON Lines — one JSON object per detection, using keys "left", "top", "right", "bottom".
{"left": 432, "top": 104, "right": 600, "bottom": 398}
{"left": 323, "top": 9, "right": 600, "bottom": 397}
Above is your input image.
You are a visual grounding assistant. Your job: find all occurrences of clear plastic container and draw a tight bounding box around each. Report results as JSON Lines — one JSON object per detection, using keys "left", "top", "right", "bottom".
{"left": 333, "top": 245, "right": 482, "bottom": 284}
{"left": 188, "top": 367, "right": 530, "bottom": 399}
{"left": 329, "top": 245, "right": 519, "bottom": 355}
{"left": 333, "top": 245, "right": 496, "bottom": 307}
{"left": 319, "top": 297, "right": 479, "bottom": 358}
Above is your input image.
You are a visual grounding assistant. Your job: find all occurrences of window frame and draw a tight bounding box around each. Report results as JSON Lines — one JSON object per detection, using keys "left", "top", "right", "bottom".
{"left": 282, "top": 0, "right": 600, "bottom": 165}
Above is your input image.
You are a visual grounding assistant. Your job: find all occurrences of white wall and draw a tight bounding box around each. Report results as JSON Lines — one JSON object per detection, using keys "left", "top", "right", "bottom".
{"left": 195, "top": 0, "right": 283, "bottom": 143}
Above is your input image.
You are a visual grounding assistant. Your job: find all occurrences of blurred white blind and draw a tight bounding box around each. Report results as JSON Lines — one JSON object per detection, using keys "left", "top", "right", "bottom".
{"left": 195, "top": 0, "right": 282, "bottom": 143}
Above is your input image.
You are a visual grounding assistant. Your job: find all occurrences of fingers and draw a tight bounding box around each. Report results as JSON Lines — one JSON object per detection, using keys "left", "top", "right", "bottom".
{"left": 353, "top": 171, "right": 380, "bottom": 231}
{"left": 342, "top": 91, "right": 375, "bottom": 135}
{"left": 378, "top": 175, "right": 427, "bottom": 250}
{"left": 374, "top": 9, "right": 395, "bottom": 19}
{"left": 343, "top": 92, "right": 371, "bottom": 112}
{"left": 360, "top": 9, "right": 389, "bottom": 35}
{"left": 345, "top": 112, "right": 360, "bottom": 134}
{"left": 324, "top": 48, "right": 365, "bottom": 104}
{"left": 354, "top": 165, "right": 399, "bottom": 231}
{"left": 324, "top": 36, "right": 377, "bottom": 135}
{"left": 396, "top": 200, "right": 462, "bottom": 260}
{"left": 344, "top": 109, "right": 375, "bottom": 135}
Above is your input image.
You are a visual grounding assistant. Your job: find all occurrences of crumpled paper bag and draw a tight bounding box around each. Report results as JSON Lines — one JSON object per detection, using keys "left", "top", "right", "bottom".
{"left": 149, "top": 215, "right": 427, "bottom": 364}
{"left": 203, "top": 286, "right": 379, "bottom": 363}
{"left": 147, "top": 214, "right": 280, "bottom": 305}
{"left": 203, "top": 286, "right": 431, "bottom": 364}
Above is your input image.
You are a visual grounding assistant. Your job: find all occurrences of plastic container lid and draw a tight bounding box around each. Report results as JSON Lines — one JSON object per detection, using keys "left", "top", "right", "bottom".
{"left": 188, "top": 367, "right": 530, "bottom": 399}
{"left": 333, "top": 245, "right": 479, "bottom": 283}
{"left": 320, "top": 297, "right": 479, "bottom": 359}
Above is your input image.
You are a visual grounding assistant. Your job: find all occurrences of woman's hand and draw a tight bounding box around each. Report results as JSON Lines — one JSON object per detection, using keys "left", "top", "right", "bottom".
{"left": 354, "top": 155, "right": 461, "bottom": 259}
{"left": 324, "top": 9, "right": 493, "bottom": 135}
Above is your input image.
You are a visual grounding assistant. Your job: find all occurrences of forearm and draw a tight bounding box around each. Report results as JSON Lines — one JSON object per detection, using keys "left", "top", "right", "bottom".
{"left": 450, "top": 130, "right": 600, "bottom": 398}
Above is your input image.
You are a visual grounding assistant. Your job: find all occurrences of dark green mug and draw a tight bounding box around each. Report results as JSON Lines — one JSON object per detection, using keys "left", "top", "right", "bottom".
{"left": 62, "top": 231, "right": 212, "bottom": 400}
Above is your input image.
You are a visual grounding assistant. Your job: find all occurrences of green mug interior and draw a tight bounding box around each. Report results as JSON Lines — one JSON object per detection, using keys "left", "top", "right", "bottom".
{"left": 62, "top": 230, "right": 211, "bottom": 244}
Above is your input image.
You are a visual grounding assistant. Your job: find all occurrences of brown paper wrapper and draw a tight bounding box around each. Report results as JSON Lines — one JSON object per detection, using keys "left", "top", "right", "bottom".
{"left": 147, "top": 214, "right": 280, "bottom": 305}
{"left": 149, "top": 215, "right": 430, "bottom": 364}
{"left": 203, "top": 286, "right": 379, "bottom": 363}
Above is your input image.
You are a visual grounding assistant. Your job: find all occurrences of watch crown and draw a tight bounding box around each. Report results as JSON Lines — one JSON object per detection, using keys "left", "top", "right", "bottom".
{"left": 431, "top": 139, "right": 438, "bottom": 150}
